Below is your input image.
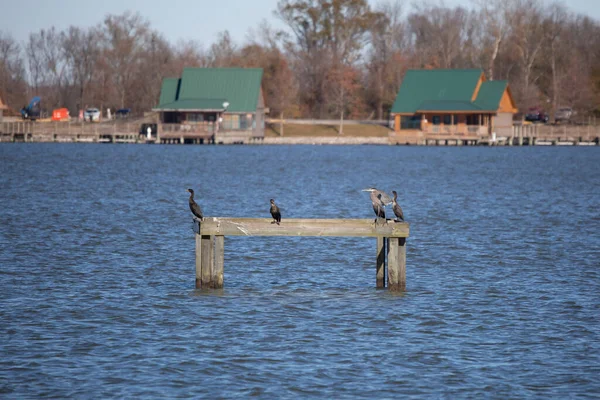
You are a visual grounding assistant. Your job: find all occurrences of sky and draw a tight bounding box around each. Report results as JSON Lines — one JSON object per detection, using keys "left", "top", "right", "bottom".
{"left": 1, "top": 0, "right": 599, "bottom": 47}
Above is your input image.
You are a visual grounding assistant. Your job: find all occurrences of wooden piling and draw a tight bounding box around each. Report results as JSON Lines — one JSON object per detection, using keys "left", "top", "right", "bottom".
{"left": 213, "top": 235, "right": 225, "bottom": 288}
{"left": 195, "top": 233, "right": 202, "bottom": 288}
{"left": 398, "top": 237, "right": 406, "bottom": 290}
{"left": 387, "top": 237, "right": 406, "bottom": 291}
{"left": 376, "top": 237, "right": 386, "bottom": 288}
{"left": 387, "top": 238, "right": 399, "bottom": 289}
{"left": 201, "top": 235, "right": 214, "bottom": 287}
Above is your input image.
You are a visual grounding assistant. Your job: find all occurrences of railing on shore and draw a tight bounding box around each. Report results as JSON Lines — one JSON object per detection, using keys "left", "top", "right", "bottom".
{"left": 423, "top": 125, "right": 488, "bottom": 136}
{"left": 0, "top": 120, "right": 144, "bottom": 135}
{"left": 161, "top": 122, "right": 214, "bottom": 134}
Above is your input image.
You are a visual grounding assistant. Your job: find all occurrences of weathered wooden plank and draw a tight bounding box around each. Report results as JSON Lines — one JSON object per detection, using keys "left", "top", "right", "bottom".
{"left": 398, "top": 237, "right": 406, "bottom": 291}
{"left": 388, "top": 237, "right": 406, "bottom": 291}
{"left": 195, "top": 234, "right": 202, "bottom": 289}
{"left": 201, "top": 235, "right": 213, "bottom": 287}
{"left": 199, "top": 218, "right": 409, "bottom": 238}
{"left": 376, "top": 237, "right": 386, "bottom": 288}
{"left": 213, "top": 235, "right": 225, "bottom": 288}
{"left": 387, "top": 238, "right": 399, "bottom": 290}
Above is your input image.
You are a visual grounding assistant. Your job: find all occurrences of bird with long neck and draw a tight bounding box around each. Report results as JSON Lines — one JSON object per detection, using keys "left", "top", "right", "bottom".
{"left": 270, "top": 199, "right": 281, "bottom": 225}
{"left": 187, "top": 188, "right": 203, "bottom": 220}
{"left": 362, "top": 187, "right": 391, "bottom": 223}
{"left": 391, "top": 190, "right": 404, "bottom": 222}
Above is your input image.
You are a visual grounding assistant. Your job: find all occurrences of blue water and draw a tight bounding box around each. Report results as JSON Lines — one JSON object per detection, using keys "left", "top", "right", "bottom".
{"left": 1, "top": 144, "right": 599, "bottom": 398}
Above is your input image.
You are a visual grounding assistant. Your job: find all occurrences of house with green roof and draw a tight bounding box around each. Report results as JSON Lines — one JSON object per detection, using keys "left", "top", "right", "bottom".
{"left": 390, "top": 69, "right": 517, "bottom": 139}
{"left": 153, "top": 67, "right": 266, "bottom": 143}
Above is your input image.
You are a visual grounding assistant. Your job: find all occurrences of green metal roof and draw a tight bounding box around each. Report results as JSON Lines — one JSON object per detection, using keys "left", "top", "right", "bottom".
{"left": 474, "top": 80, "right": 508, "bottom": 111}
{"left": 391, "top": 69, "right": 505, "bottom": 114}
{"left": 156, "top": 98, "right": 228, "bottom": 111}
{"left": 158, "top": 78, "right": 180, "bottom": 106}
{"left": 155, "top": 67, "right": 263, "bottom": 113}
{"left": 417, "top": 100, "right": 482, "bottom": 112}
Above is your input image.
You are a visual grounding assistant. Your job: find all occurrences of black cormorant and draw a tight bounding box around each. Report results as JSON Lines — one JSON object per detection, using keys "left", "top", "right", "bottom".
{"left": 391, "top": 190, "right": 404, "bottom": 222}
{"left": 187, "top": 188, "right": 203, "bottom": 220}
{"left": 270, "top": 199, "right": 281, "bottom": 225}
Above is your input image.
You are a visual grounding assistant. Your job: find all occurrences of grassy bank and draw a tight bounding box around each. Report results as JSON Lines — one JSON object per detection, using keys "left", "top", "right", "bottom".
{"left": 265, "top": 123, "right": 391, "bottom": 137}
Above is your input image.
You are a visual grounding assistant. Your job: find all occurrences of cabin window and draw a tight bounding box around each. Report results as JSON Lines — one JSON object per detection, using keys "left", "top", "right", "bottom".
{"left": 187, "top": 113, "right": 204, "bottom": 122}
{"left": 222, "top": 114, "right": 241, "bottom": 130}
{"left": 163, "top": 112, "right": 177, "bottom": 123}
{"left": 240, "top": 114, "right": 254, "bottom": 129}
{"left": 432, "top": 115, "right": 441, "bottom": 125}
{"left": 443, "top": 115, "right": 452, "bottom": 125}
{"left": 400, "top": 116, "right": 421, "bottom": 129}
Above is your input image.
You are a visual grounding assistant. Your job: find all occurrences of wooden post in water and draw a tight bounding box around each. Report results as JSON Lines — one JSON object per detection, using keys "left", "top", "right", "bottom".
{"left": 201, "top": 235, "right": 213, "bottom": 287}
{"left": 387, "top": 237, "right": 407, "bottom": 290}
{"left": 213, "top": 235, "right": 225, "bottom": 288}
{"left": 195, "top": 233, "right": 202, "bottom": 288}
{"left": 193, "top": 217, "right": 409, "bottom": 291}
{"left": 376, "top": 237, "right": 386, "bottom": 288}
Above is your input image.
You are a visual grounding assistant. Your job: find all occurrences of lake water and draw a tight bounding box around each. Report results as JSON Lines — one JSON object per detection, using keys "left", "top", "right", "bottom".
{"left": 1, "top": 144, "right": 599, "bottom": 398}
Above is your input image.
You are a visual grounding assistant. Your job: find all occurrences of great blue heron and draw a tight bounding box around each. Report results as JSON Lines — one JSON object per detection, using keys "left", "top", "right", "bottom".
{"left": 391, "top": 190, "right": 404, "bottom": 222}
{"left": 362, "top": 187, "right": 392, "bottom": 222}
{"left": 187, "top": 188, "right": 203, "bottom": 220}
{"left": 270, "top": 199, "right": 281, "bottom": 225}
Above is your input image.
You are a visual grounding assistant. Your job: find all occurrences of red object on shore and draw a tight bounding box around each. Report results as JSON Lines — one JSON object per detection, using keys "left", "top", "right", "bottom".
{"left": 52, "top": 108, "right": 70, "bottom": 121}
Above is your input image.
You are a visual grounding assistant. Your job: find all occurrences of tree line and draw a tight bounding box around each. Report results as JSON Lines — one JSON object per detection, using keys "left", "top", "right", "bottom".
{"left": 1, "top": 0, "right": 599, "bottom": 121}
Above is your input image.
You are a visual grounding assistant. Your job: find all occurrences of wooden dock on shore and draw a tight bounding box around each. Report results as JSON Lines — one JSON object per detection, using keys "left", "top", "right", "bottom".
{"left": 0, "top": 121, "right": 143, "bottom": 143}
{"left": 193, "top": 217, "right": 410, "bottom": 291}
{"left": 390, "top": 124, "right": 600, "bottom": 146}
{"left": 2, "top": 120, "right": 599, "bottom": 146}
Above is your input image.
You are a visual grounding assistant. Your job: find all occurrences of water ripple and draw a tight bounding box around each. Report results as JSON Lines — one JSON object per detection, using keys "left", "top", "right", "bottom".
{"left": 0, "top": 144, "right": 599, "bottom": 398}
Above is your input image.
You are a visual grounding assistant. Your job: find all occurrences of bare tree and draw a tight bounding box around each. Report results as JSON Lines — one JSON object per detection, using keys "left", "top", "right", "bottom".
{"left": 102, "top": 12, "right": 149, "bottom": 109}
{"left": 276, "top": 0, "right": 377, "bottom": 117}
{"left": 471, "top": 0, "right": 512, "bottom": 80}
{"left": 62, "top": 26, "right": 100, "bottom": 113}
{"left": 136, "top": 31, "right": 174, "bottom": 111}
{"left": 541, "top": 2, "right": 569, "bottom": 121}
{"left": 245, "top": 22, "right": 298, "bottom": 135}
{"left": 0, "top": 31, "right": 27, "bottom": 110}
{"left": 208, "top": 31, "right": 240, "bottom": 67}
{"left": 172, "top": 40, "right": 211, "bottom": 75}
{"left": 26, "top": 27, "right": 68, "bottom": 109}
{"left": 326, "top": 63, "right": 364, "bottom": 133}
{"left": 509, "top": 0, "right": 548, "bottom": 108}
{"left": 366, "top": 1, "right": 408, "bottom": 119}
{"left": 408, "top": 2, "right": 470, "bottom": 69}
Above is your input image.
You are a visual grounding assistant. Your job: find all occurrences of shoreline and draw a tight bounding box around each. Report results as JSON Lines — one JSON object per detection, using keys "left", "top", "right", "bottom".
{"left": 1, "top": 136, "right": 598, "bottom": 146}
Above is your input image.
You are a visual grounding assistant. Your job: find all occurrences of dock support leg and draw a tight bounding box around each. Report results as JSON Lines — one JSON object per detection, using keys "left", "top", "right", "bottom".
{"left": 398, "top": 237, "right": 406, "bottom": 290}
{"left": 213, "top": 235, "right": 224, "bottom": 288}
{"left": 388, "top": 238, "right": 407, "bottom": 291}
{"left": 195, "top": 233, "right": 202, "bottom": 288}
{"left": 376, "top": 236, "right": 386, "bottom": 288}
{"left": 201, "top": 235, "right": 214, "bottom": 287}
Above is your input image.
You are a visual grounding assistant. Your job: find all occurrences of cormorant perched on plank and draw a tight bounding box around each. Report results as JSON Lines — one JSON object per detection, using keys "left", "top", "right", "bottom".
{"left": 362, "top": 187, "right": 392, "bottom": 223}
{"left": 391, "top": 190, "right": 404, "bottom": 222}
{"left": 270, "top": 199, "right": 281, "bottom": 225}
{"left": 187, "top": 188, "right": 203, "bottom": 220}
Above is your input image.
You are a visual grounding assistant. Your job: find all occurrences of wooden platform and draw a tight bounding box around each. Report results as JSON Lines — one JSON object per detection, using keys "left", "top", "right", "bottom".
{"left": 193, "top": 217, "right": 410, "bottom": 291}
